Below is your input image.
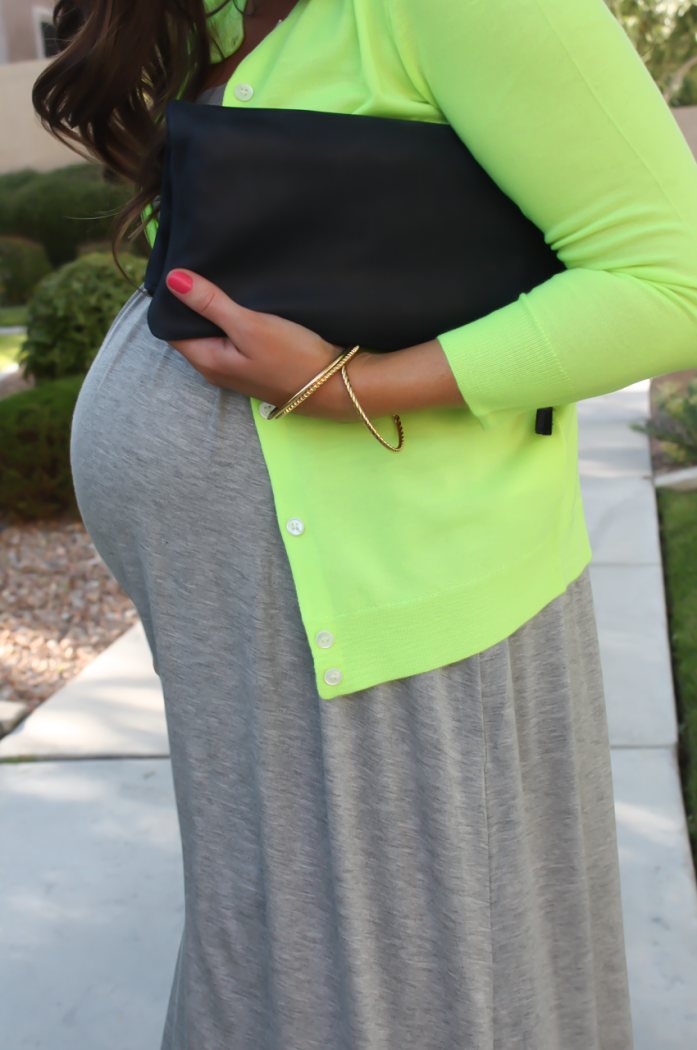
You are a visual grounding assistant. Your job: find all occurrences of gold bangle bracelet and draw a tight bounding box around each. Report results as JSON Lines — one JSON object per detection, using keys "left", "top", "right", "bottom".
{"left": 341, "top": 363, "right": 404, "bottom": 453}
{"left": 266, "top": 344, "right": 360, "bottom": 420}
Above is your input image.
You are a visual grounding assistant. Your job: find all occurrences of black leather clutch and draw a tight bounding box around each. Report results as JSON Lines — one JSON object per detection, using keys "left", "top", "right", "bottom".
{"left": 144, "top": 101, "right": 564, "bottom": 354}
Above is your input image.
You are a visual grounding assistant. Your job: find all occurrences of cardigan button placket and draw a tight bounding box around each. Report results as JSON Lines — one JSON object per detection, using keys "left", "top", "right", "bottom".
{"left": 234, "top": 83, "right": 254, "bottom": 102}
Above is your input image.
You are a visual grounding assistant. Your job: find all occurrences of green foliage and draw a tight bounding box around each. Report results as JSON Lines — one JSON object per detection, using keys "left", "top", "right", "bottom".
{"left": 0, "top": 376, "right": 83, "bottom": 521}
{"left": 632, "top": 378, "right": 697, "bottom": 464}
{"left": 0, "top": 332, "right": 26, "bottom": 371}
{"left": 606, "top": 1, "right": 697, "bottom": 104}
{"left": 0, "top": 236, "right": 52, "bottom": 306}
{"left": 656, "top": 488, "right": 697, "bottom": 853}
{"left": 20, "top": 252, "right": 147, "bottom": 384}
{"left": 0, "top": 304, "right": 28, "bottom": 326}
{"left": 0, "top": 165, "right": 134, "bottom": 267}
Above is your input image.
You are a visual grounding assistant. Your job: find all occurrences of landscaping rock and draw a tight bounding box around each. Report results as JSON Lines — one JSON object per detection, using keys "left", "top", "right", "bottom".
{"left": 0, "top": 698, "right": 29, "bottom": 737}
{"left": 0, "top": 521, "right": 138, "bottom": 712}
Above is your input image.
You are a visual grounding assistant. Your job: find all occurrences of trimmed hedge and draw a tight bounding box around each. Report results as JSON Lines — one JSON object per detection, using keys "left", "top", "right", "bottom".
{"left": 0, "top": 305, "right": 28, "bottom": 326}
{"left": 657, "top": 488, "right": 697, "bottom": 854}
{"left": 0, "top": 236, "right": 52, "bottom": 305}
{"left": 0, "top": 376, "right": 83, "bottom": 521}
{"left": 0, "top": 165, "right": 136, "bottom": 267}
{"left": 21, "top": 252, "right": 147, "bottom": 383}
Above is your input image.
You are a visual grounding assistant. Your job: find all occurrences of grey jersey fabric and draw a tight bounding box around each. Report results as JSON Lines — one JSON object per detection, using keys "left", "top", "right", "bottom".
{"left": 71, "top": 291, "right": 633, "bottom": 1049}
{"left": 196, "top": 82, "right": 227, "bottom": 106}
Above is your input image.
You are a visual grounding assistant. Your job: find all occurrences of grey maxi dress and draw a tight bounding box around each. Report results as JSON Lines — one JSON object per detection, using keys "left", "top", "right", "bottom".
{"left": 71, "top": 80, "right": 632, "bottom": 1050}
{"left": 71, "top": 288, "right": 633, "bottom": 1050}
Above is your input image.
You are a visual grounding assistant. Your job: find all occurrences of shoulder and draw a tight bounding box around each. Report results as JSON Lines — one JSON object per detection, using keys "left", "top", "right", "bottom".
{"left": 380, "top": 0, "right": 631, "bottom": 58}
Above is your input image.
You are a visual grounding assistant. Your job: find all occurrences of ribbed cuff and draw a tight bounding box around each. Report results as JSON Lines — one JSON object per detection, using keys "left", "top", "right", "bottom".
{"left": 438, "top": 294, "right": 573, "bottom": 429}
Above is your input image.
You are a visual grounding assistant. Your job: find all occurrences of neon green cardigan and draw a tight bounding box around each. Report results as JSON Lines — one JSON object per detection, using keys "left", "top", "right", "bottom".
{"left": 191, "top": 0, "right": 697, "bottom": 698}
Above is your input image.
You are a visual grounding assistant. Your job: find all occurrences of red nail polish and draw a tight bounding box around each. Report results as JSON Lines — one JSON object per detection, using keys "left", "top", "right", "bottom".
{"left": 167, "top": 271, "right": 193, "bottom": 294}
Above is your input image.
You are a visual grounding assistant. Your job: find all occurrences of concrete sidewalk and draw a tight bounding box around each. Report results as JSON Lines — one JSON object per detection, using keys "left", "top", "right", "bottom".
{"left": 1, "top": 383, "right": 696, "bottom": 1048}
{"left": 578, "top": 382, "right": 697, "bottom": 1045}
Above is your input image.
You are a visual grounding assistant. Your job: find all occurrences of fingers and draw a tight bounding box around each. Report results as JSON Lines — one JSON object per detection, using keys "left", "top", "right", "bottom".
{"left": 169, "top": 333, "right": 247, "bottom": 386}
{"left": 165, "top": 268, "right": 342, "bottom": 401}
{"left": 166, "top": 269, "right": 253, "bottom": 341}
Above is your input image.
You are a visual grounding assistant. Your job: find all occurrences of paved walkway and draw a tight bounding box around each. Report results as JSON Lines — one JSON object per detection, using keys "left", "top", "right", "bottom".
{"left": 578, "top": 383, "right": 697, "bottom": 1046}
{"left": 1, "top": 383, "right": 696, "bottom": 1048}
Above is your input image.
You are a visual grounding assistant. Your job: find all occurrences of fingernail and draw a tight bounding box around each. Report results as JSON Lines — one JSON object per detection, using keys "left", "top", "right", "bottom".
{"left": 167, "top": 271, "right": 193, "bottom": 294}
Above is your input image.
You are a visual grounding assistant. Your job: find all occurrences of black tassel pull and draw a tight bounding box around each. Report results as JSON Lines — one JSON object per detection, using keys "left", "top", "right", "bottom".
{"left": 535, "top": 408, "right": 553, "bottom": 435}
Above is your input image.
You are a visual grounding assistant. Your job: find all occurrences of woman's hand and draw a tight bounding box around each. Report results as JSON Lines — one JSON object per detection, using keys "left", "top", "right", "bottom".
{"left": 165, "top": 269, "right": 362, "bottom": 420}
{"left": 166, "top": 269, "right": 466, "bottom": 419}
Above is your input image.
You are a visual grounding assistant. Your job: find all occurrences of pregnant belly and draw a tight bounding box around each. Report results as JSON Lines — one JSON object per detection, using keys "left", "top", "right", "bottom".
{"left": 71, "top": 290, "right": 276, "bottom": 623}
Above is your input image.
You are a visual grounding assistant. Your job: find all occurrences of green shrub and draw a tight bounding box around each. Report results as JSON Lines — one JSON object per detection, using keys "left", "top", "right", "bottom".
{"left": 0, "top": 331, "right": 26, "bottom": 371}
{"left": 21, "top": 252, "right": 147, "bottom": 383}
{"left": 0, "top": 165, "right": 137, "bottom": 267}
{"left": 0, "top": 304, "right": 28, "bottom": 326}
{"left": 632, "top": 378, "right": 697, "bottom": 466}
{"left": 656, "top": 488, "right": 697, "bottom": 854}
{"left": 0, "top": 236, "right": 52, "bottom": 305}
{"left": 0, "top": 376, "right": 83, "bottom": 521}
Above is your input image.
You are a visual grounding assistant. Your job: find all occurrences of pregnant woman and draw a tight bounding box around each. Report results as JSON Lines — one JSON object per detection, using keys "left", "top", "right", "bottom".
{"left": 34, "top": 1, "right": 697, "bottom": 1047}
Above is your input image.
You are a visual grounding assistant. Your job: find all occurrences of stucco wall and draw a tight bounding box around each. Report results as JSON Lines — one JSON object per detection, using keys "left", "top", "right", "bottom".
{"left": 0, "top": 0, "right": 47, "bottom": 64}
{"left": 673, "top": 105, "right": 697, "bottom": 161}
{"left": 0, "top": 58, "right": 77, "bottom": 175}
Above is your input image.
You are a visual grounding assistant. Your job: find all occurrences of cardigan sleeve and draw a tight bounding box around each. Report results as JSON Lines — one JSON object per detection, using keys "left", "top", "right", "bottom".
{"left": 388, "top": 0, "right": 697, "bottom": 426}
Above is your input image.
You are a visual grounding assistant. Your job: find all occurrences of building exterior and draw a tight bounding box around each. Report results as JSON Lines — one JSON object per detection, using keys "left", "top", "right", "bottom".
{"left": 0, "top": 1, "right": 57, "bottom": 65}
{"left": 0, "top": 1, "right": 74, "bottom": 175}
{"left": 674, "top": 104, "right": 697, "bottom": 161}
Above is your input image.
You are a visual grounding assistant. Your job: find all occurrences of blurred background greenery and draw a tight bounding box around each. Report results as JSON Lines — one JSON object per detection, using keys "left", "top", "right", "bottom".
{"left": 606, "top": 0, "right": 697, "bottom": 106}
{"left": 0, "top": 164, "right": 140, "bottom": 268}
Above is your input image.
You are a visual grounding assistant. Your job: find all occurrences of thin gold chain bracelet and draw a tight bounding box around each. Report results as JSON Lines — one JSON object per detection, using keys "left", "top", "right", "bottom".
{"left": 341, "top": 363, "right": 404, "bottom": 453}
{"left": 266, "top": 345, "right": 360, "bottom": 420}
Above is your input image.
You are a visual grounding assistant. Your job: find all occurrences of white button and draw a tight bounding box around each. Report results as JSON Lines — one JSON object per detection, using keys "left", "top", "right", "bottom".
{"left": 324, "top": 668, "right": 343, "bottom": 686}
{"left": 259, "top": 402, "right": 275, "bottom": 419}
{"left": 316, "top": 631, "right": 334, "bottom": 649}
{"left": 286, "top": 518, "right": 304, "bottom": 536}
{"left": 234, "top": 83, "right": 254, "bottom": 102}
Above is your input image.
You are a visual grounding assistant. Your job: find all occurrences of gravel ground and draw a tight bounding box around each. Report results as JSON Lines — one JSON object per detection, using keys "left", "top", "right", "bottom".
{"left": 0, "top": 520, "right": 138, "bottom": 711}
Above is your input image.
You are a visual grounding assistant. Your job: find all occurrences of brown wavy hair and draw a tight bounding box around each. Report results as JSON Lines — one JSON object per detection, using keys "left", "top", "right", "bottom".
{"left": 32, "top": 0, "right": 234, "bottom": 254}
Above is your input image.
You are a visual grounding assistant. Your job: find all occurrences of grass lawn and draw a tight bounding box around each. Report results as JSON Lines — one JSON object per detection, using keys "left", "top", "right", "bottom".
{"left": 0, "top": 332, "right": 26, "bottom": 371}
{"left": 656, "top": 488, "right": 697, "bottom": 854}
{"left": 0, "top": 305, "right": 28, "bottom": 327}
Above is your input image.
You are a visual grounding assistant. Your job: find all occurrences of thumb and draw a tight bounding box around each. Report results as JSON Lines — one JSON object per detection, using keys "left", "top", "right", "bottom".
{"left": 166, "top": 269, "right": 249, "bottom": 335}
